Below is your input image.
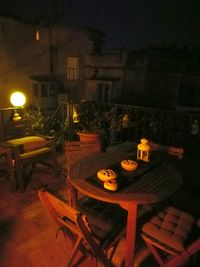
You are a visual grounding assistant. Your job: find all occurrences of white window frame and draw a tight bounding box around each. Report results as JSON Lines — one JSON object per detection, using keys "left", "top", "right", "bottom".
{"left": 32, "top": 82, "right": 57, "bottom": 98}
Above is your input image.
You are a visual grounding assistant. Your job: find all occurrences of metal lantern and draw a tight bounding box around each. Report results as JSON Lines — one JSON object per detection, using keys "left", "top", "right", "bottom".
{"left": 137, "top": 138, "right": 150, "bottom": 162}
{"left": 73, "top": 108, "right": 79, "bottom": 123}
{"left": 122, "top": 114, "right": 130, "bottom": 128}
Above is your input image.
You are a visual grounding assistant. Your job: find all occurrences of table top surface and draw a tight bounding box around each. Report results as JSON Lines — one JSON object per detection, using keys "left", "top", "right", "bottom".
{"left": 69, "top": 150, "right": 182, "bottom": 205}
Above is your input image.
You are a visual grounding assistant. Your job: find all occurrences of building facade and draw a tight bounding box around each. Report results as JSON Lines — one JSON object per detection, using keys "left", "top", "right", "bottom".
{"left": 1, "top": 16, "right": 200, "bottom": 111}
{"left": 0, "top": 17, "right": 105, "bottom": 109}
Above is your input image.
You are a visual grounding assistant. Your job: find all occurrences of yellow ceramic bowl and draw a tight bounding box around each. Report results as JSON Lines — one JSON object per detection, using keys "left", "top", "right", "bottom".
{"left": 121, "top": 160, "right": 138, "bottom": 172}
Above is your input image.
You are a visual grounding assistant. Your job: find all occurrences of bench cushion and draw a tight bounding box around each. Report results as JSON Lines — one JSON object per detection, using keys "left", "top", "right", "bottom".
{"left": 142, "top": 206, "right": 195, "bottom": 252}
{"left": 7, "top": 136, "right": 49, "bottom": 153}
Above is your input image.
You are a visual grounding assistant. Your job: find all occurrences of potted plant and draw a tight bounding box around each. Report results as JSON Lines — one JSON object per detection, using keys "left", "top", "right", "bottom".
{"left": 76, "top": 101, "right": 108, "bottom": 145}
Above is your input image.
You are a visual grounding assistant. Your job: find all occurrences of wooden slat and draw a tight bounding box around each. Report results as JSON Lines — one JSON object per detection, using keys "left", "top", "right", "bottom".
{"left": 150, "top": 142, "right": 184, "bottom": 160}
{"left": 65, "top": 141, "right": 102, "bottom": 173}
{"left": 69, "top": 151, "right": 182, "bottom": 205}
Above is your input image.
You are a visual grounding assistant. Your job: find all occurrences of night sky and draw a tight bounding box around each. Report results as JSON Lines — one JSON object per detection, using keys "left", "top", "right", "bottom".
{"left": 0, "top": 0, "right": 200, "bottom": 48}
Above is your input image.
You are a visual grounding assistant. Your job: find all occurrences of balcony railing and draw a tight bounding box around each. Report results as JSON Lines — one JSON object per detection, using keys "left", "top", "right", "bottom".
{"left": 41, "top": 101, "right": 200, "bottom": 152}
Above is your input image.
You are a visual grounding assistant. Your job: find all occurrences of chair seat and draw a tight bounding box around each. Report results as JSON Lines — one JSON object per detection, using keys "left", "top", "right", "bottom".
{"left": 142, "top": 206, "right": 195, "bottom": 253}
{"left": 78, "top": 197, "right": 127, "bottom": 249}
{"left": 6, "top": 136, "right": 49, "bottom": 153}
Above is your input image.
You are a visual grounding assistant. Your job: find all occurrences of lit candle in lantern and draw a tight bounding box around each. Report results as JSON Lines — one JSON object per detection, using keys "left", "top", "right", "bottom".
{"left": 73, "top": 108, "right": 79, "bottom": 123}
{"left": 137, "top": 138, "right": 150, "bottom": 162}
{"left": 122, "top": 114, "right": 129, "bottom": 128}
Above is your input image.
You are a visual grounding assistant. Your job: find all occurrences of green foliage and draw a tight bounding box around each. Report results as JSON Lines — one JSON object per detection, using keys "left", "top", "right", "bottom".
{"left": 25, "top": 107, "right": 50, "bottom": 134}
{"left": 76, "top": 101, "right": 125, "bottom": 145}
{"left": 76, "top": 101, "right": 106, "bottom": 135}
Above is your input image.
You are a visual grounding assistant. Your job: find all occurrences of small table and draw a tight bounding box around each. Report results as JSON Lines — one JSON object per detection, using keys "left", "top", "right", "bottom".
{"left": 68, "top": 150, "right": 182, "bottom": 267}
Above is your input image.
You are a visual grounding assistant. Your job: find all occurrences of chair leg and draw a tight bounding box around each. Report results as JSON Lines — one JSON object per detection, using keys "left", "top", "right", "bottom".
{"left": 133, "top": 247, "right": 151, "bottom": 267}
{"left": 12, "top": 148, "right": 25, "bottom": 192}
{"left": 187, "top": 238, "right": 200, "bottom": 255}
{"left": 51, "top": 141, "right": 58, "bottom": 177}
{"left": 6, "top": 148, "right": 17, "bottom": 192}
{"left": 108, "top": 238, "right": 121, "bottom": 261}
{"left": 66, "top": 178, "right": 78, "bottom": 208}
{"left": 144, "top": 240, "right": 165, "bottom": 266}
{"left": 163, "top": 251, "right": 191, "bottom": 267}
{"left": 8, "top": 163, "right": 17, "bottom": 192}
{"left": 10, "top": 174, "right": 17, "bottom": 192}
{"left": 16, "top": 164, "right": 24, "bottom": 193}
{"left": 163, "top": 239, "right": 200, "bottom": 267}
{"left": 67, "top": 236, "right": 82, "bottom": 267}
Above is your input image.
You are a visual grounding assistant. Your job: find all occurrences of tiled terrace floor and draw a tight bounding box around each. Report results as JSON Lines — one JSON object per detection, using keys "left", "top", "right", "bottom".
{"left": 0, "top": 152, "right": 200, "bottom": 267}
{"left": 0, "top": 154, "right": 125, "bottom": 267}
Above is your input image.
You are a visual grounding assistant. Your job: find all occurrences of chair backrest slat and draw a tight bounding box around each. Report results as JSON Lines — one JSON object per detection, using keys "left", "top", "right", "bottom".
{"left": 150, "top": 142, "right": 184, "bottom": 160}
{"left": 65, "top": 141, "right": 101, "bottom": 172}
{"left": 39, "top": 190, "right": 79, "bottom": 223}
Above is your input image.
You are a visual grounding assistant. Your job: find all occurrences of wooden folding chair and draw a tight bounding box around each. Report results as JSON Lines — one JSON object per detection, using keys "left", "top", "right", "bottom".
{"left": 135, "top": 206, "right": 200, "bottom": 267}
{"left": 0, "top": 144, "right": 16, "bottom": 191}
{"left": 38, "top": 189, "right": 126, "bottom": 267}
{"left": 64, "top": 140, "right": 101, "bottom": 206}
{"left": 5, "top": 135, "right": 58, "bottom": 192}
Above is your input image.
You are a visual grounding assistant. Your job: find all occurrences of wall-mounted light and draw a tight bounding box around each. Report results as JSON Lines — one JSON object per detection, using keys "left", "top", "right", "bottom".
{"left": 10, "top": 91, "right": 26, "bottom": 121}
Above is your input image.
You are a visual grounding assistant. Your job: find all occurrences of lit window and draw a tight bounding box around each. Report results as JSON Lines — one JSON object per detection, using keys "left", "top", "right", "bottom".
{"left": 67, "top": 56, "right": 79, "bottom": 80}
{"left": 36, "top": 30, "right": 40, "bottom": 41}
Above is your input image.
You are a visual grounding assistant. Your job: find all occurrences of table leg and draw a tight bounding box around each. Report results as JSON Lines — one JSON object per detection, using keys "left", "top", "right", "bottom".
{"left": 125, "top": 202, "right": 137, "bottom": 267}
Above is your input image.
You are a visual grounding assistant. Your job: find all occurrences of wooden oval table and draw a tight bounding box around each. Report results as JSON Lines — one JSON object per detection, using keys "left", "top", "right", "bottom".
{"left": 68, "top": 150, "right": 182, "bottom": 267}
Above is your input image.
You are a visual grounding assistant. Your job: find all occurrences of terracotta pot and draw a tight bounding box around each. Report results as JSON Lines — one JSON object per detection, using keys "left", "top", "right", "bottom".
{"left": 77, "top": 131, "right": 101, "bottom": 142}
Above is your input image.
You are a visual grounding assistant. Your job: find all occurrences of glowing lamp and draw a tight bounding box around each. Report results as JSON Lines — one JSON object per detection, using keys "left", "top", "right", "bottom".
{"left": 10, "top": 91, "right": 26, "bottom": 107}
{"left": 10, "top": 91, "right": 26, "bottom": 121}
{"left": 137, "top": 138, "right": 150, "bottom": 162}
